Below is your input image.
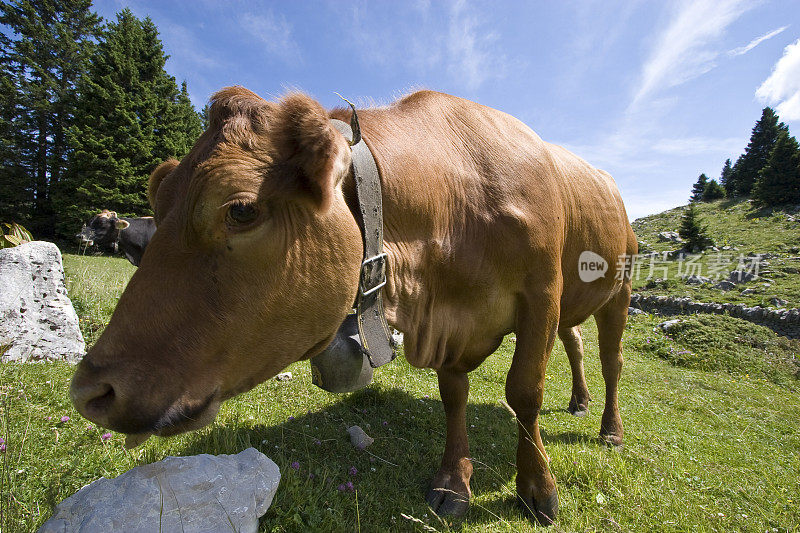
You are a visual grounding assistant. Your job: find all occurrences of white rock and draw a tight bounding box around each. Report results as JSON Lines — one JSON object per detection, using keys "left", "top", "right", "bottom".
{"left": 347, "top": 425, "right": 374, "bottom": 449}
{"left": 275, "top": 372, "right": 293, "bottom": 381}
{"left": 0, "top": 241, "right": 84, "bottom": 363}
{"left": 38, "top": 448, "right": 280, "bottom": 533}
{"left": 656, "top": 319, "right": 682, "bottom": 333}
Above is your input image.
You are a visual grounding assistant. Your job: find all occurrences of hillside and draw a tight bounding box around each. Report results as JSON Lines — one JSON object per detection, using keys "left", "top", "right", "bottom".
{"left": 630, "top": 198, "right": 800, "bottom": 309}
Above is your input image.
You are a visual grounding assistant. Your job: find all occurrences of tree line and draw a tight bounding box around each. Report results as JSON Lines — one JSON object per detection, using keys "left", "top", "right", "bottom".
{"left": 0, "top": 1, "right": 202, "bottom": 239}
{"left": 690, "top": 107, "right": 800, "bottom": 207}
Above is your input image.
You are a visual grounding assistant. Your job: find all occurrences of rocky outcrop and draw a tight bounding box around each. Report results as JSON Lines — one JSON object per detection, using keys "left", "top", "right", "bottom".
{"left": 657, "top": 231, "right": 682, "bottom": 243}
{"left": 39, "top": 448, "right": 280, "bottom": 533}
{"left": 0, "top": 241, "right": 84, "bottom": 362}
{"left": 629, "top": 293, "right": 800, "bottom": 339}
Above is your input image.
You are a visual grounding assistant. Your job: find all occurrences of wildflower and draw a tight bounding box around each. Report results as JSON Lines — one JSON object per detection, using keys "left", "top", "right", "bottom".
{"left": 86, "top": 424, "right": 94, "bottom": 431}
{"left": 337, "top": 483, "right": 346, "bottom": 492}
{"left": 345, "top": 481, "right": 354, "bottom": 492}
{"left": 101, "top": 433, "right": 112, "bottom": 441}
{"left": 60, "top": 415, "right": 70, "bottom": 423}
{"left": 288, "top": 416, "right": 295, "bottom": 421}
{"left": 0, "top": 443, "right": 5, "bottom": 453}
{"left": 348, "top": 466, "right": 358, "bottom": 476}
{"left": 290, "top": 461, "right": 300, "bottom": 470}
{"left": 314, "top": 439, "right": 321, "bottom": 445}
{"left": 0, "top": 437, "right": 4, "bottom": 444}
{"left": 382, "top": 421, "right": 388, "bottom": 427}
{"left": 308, "top": 473, "right": 315, "bottom": 479}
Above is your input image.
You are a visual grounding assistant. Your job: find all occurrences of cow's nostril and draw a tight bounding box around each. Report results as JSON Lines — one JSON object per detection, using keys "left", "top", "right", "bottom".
{"left": 81, "top": 383, "right": 116, "bottom": 419}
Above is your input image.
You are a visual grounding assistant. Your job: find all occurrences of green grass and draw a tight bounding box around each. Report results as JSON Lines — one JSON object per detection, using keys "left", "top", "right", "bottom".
{"left": 627, "top": 314, "right": 799, "bottom": 389}
{"left": 61, "top": 253, "right": 136, "bottom": 347}
{"left": 631, "top": 198, "right": 800, "bottom": 308}
{"left": 1, "top": 253, "right": 799, "bottom": 532}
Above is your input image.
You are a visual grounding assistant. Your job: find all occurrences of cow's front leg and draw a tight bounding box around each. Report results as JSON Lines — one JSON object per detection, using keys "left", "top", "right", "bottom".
{"left": 506, "top": 293, "right": 560, "bottom": 525}
{"left": 426, "top": 369, "right": 472, "bottom": 517}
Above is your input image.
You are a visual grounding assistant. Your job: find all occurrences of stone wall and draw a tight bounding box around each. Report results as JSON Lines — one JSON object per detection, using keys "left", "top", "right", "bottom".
{"left": 629, "top": 293, "right": 800, "bottom": 339}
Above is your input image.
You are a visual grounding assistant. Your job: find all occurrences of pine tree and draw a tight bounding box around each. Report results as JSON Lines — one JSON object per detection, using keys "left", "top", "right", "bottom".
{"left": 701, "top": 179, "right": 725, "bottom": 202}
{"left": 0, "top": 0, "right": 100, "bottom": 235}
{"left": 752, "top": 130, "right": 800, "bottom": 207}
{"left": 53, "top": 10, "right": 201, "bottom": 238}
{"left": 678, "top": 204, "right": 713, "bottom": 252}
{"left": 719, "top": 158, "right": 734, "bottom": 195}
{"left": 199, "top": 103, "right": 210, "bottom": 131}
{"left": 689, "top": 173, "right": 708, "bottom": 202}
{"left": 728, "top": 107, "right": 788, "bottom": 196}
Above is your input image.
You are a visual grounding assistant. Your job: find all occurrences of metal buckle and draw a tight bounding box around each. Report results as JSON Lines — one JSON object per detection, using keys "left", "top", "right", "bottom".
{"left": 359, "top": 253, "right": 387, "bottom": 297}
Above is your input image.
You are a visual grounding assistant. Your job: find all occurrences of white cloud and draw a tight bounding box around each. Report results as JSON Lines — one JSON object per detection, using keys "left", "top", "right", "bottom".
{"left": 346, "top": 0, "right": 507, "bottom": 92}
{"left": 727, "top": 26, "right": 788, "bottom": 57}
{"left": 756, "top": 38, "right": 800, "bottom": 121}
{"left": 446, "top": 0, "right": 506, "bottom": 91}
{"left": 238, "top": 10, "right": 302, "bottom": 64}
{"left": 652, "top": 136, "right": 744, "bottom": 155}
{"left": 631, "top": 0, "right": 753, "bottom": 110}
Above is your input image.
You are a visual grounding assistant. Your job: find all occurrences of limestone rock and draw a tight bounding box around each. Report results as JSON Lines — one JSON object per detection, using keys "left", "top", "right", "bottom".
{"left": 627, "top": 307, "right": 645, "bottom": 315}
{"left": 347, "top": 425, "right": 374, "bottom": 450}
{"left": 685, "top": 275, "right": 710, "bottom": 285}
{"left": 657, "top": 231, "right": 682, "bottom": 243}
{"left": 770, "top": 297, "right": 788, "bottom": 308}
{"left": 39, "top": 448, "right": 280, "bottom": 533}
{"left": 275, "top": 372, "right": 293, "bottom": 381}
{"left": 714, "top": 280, "right": 736, "bottom": 291}
{"left": 0, "top": 241, "right": 84, "bottom": 363}
{"left": 728, "top": 270, "right": 758, "bottom": 284}
{"left": 656, "top": 319, "right": 682, "bottom": 333}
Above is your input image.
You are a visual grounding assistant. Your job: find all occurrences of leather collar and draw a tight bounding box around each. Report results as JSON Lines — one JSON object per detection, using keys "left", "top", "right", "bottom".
{"left": 330, "top": 108, "right": 396, "bottom": 368}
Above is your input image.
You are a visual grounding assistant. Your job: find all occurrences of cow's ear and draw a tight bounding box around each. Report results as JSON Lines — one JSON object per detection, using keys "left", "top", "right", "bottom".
{"left": 274, "top": 93, "right": 351, "bottom": 212}
{"left": 148, "top": 159, "right": 180, "bottom": 211}
{"left": 115, "top": 219, "right": 130, "bottom": 230}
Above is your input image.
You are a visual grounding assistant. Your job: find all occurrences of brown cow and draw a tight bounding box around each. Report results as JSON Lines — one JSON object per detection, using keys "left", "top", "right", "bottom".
{"left": 70, "top": 87, "right": 636, "bottom": 524}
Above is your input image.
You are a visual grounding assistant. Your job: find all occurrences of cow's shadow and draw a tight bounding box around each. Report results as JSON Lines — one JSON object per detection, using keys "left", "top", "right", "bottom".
{"left": 172, "top": 386, "right": 602, "bottom": 530}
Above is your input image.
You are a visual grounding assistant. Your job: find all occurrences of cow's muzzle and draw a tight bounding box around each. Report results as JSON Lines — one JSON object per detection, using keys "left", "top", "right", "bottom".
{"left": 70, "top": 360, "right": 220, "bottom": 438}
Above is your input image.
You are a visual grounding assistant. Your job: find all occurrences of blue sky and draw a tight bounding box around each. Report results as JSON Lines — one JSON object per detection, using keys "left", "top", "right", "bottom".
{"left": 94, "top": 0, "right": 800, "bottom": 220}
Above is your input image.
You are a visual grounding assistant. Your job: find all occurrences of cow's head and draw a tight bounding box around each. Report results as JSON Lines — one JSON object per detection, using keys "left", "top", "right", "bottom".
{"left": 70, "top": 87, "right": 363, "bottom": 445}
{"left": 76, "top": 210, "right": 130, "bottom": 252}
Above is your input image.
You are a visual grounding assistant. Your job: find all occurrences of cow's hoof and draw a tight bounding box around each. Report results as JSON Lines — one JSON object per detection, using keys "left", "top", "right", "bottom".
{"left": 599, "top": 432, "right": 624, "bottom": 449}
{"left": 518, "top": 488, "right": 558, "bottom": 526}
{"left": 426, "top": 484, "right": 470, "bottom": 517}
{"left": 568, "top": 404, "right": 589, "bottom": 417}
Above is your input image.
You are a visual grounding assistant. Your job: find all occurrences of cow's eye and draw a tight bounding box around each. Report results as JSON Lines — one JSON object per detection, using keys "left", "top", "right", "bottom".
{"left": 227, "top": 202, "right": 259, "bottom": 226}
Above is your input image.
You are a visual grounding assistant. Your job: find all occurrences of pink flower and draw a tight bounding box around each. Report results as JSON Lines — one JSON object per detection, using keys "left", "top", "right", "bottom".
{"left": 101, "top": 433, "right": 112, "bottom": 441}
{"left": 0, "top": 443, "right": 5, "bottom": 452}
{"left": 0, "top": 436, "right": 4, "bottom": 444}
{"left": 60, "top": 415, "right": 70, "bottom": 423}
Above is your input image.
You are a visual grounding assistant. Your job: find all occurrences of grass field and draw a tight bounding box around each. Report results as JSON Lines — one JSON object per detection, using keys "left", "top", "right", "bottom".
{"left": 1, "top": 253, "right": 799, "bottom": 532}
{"left": 631, "top": 198, "right": 800, "bottom": 309}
